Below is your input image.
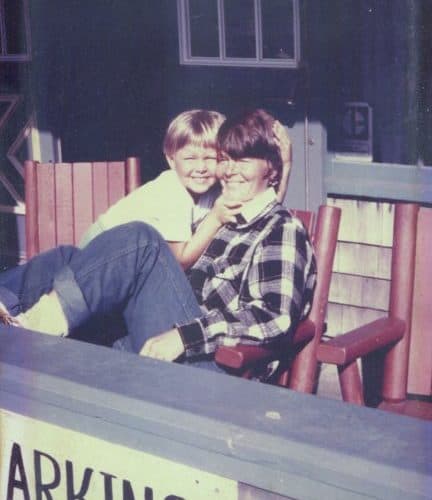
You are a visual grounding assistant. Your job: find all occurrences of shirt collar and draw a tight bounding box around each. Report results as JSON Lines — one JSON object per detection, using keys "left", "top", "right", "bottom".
{"left": 236, "top": 188, "right": 278, "bottom": 224}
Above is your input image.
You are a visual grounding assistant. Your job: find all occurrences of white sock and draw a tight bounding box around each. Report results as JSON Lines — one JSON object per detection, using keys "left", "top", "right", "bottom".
{"left": 17, "top": 291, "right": 68, "bottom": 336}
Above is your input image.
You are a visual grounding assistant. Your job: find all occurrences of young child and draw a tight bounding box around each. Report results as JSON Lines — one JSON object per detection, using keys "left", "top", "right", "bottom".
{"left": 79, "top": 110, "right": 233, "bottom": 268}
{"left": 79, "top": 109, "right": 292, "bottom": 269}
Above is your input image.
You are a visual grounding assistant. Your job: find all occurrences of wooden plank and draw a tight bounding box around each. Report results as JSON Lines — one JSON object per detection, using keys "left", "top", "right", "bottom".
{"left": 0, "top": 326, "right": 431, "bottom": 500}
{"left": 327, "top": 303, "right": 385, "bottom": 336}
{"left": 107, "top": 161, "right": 127, "bottom": 205}
{"left": 72, "top": 163, "right": 94, "bottom": 245}
{"left": 92, "top": 162, "right": 110, "bottom": 219}
{"left": 36, "top": 163, "right": 56, "bottom": 253}
{"left": 290, "top": 209, "right": 315, "bottom": 235}
{"left": 325, "top": 158, "right": 432, "bottom": 204}
{"left": 408, "top": 207, "right": 432, "bottom": 396}
{"left": 326, "top": 198, "right": 394, "bottom": 338}
{"left": 329, "top": 273, "right": 390, "bottom": 311}
{"left": 54, "top": 163, "right": 74, "bottom": 246}
{"left": 333, "top": 242, "right": 392, "bottom": 279}
{"left": 327, "top": 198, "right": 394, "bottom": 246}
{"left": 381, "top": 203, "right": 395, "bottom": 247}
{"left": 24, "top": 161, "right": 40, "bottom": 258}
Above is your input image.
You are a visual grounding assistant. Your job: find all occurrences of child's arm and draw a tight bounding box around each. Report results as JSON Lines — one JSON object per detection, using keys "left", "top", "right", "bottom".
{"left": 273, "top": 120, "right": 292, "bottom": 204}
{"left": 168, "top": 196, "right": 242, "bottom": 270}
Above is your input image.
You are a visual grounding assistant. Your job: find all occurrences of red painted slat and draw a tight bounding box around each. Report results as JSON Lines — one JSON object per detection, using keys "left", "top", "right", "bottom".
{"left": 54, "top": 163, "right": 74, "bottom": 246}
{"left": 25, "top": 158, "right": 141, "bottom": 258}
{"left": 290, "top": 209, "right": 315, "bottom": 235}
{"left": 24, "top": 161, "right": 40, "bottom": 258}
{"left": 37, "top": 163, "right": 57, "bottom": 253}
{"left": 125, "top": 157, "right": 141, "bottom": 192}
{"left": 92, "top": 162, "right": 109, "bottom": 218}
{"left": 107, "top": 162, "right": 127, "bottom": 205}
{"left": 72, "top": 163, "right": 94, "bottom": 245}
{"left": 408, "top": 207, "right": 432, "bottom": 396}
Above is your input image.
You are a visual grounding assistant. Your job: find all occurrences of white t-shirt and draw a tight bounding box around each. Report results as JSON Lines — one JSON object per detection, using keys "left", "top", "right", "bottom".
{"left": 79, "top": 170, "right": 218, "bottom": 247}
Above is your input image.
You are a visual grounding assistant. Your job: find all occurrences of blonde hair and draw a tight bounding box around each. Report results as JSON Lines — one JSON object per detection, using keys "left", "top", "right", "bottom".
{"left": 163, "top": 109, "right": 226, "bottom": 157}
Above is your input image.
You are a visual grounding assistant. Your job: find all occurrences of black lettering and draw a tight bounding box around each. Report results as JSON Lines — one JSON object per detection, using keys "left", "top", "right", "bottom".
{"left": 34, "top": 450, "right": 61, "bottom": 500}
{"left": 6, "top": 443, "right": 30, "bottom": 500}
{"left": 122, "top": 480, "right": 136, "bottom": 500}
{"left": 165, "top": 496, "right": 185, "bottom": 500}
{"left": 66, "top": 460, "right": 93, "bottom": 499}
{"left": 100, "top": 471, "right": 116, "bottom": 500}
{"left": 144, "top": 486, "right": 154, "bottom": 500}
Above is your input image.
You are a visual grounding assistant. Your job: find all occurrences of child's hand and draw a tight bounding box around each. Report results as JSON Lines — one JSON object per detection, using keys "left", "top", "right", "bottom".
{"left": 211, "top": 195, "right": 243, "bottom": 225}
{"left": 273, "top": 119, "right": 292, "bottom": 170}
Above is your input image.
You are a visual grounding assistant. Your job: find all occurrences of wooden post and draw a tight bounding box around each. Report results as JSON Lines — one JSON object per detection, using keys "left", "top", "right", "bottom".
{"left": 382, "top": 203, "right": 418, "bottom": 403}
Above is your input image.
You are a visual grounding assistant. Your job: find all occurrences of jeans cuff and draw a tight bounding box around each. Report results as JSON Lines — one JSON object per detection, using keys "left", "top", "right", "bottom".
{"left": 53, "top": 265, "right": 90, "bottom": 329}
{"left": 0, "top": 286, "right": 21, "bottom": 316}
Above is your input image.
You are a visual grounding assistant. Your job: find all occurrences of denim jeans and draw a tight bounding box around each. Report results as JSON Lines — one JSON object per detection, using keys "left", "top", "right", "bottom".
{"left": 0, "top": 245, "right": 76, "bottom": 313}
{"left": 0, "top": 222, "right": 224, "bottom": 372}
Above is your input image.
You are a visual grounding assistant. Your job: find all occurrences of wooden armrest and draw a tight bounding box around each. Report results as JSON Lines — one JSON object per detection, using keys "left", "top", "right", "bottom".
{"left": 316, "top": 317, "right": 405, "bottom": 366}
{"left": 291, "top": 318, "right": 315, "bottom": 345}
{"left": 215, "top": 319, "right": 316, "bottom": 370}
{"left": 215, "top": 344, "right": 275, "bottom": 370}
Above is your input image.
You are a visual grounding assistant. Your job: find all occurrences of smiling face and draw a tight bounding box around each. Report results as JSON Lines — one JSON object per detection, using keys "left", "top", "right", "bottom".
{"left": 166, "top": 145, "right": 218, "bottom": 201}
{"left": 217, "top": 154, "right": 276, "bottom": 202}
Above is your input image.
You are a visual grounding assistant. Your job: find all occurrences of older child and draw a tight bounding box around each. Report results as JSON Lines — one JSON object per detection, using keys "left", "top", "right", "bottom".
{"left": 80, "top": 109, "right": 292, "bottom": 269}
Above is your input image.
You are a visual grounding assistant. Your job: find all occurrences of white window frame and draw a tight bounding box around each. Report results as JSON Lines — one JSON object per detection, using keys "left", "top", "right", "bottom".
{"left": 177, "top": 0, "right": 300, "bottom": 68}
{"left": 0, "top": 0, "right": 31, "bottom": 62}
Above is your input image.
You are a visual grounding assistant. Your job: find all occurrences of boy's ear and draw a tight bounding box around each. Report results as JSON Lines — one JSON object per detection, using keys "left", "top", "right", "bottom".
{"left": 165, "top": 154, "right": 176, "bottom": 170}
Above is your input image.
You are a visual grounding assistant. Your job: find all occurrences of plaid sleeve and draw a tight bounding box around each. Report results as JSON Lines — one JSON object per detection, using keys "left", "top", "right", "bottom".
{"left": 177, "top": 218, "right": 316, "bottom": 358}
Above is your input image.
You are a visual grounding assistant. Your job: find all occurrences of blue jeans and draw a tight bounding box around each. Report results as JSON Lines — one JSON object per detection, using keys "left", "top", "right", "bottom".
{"left": 0, "top": 222, "right": 224, "bottom": 372}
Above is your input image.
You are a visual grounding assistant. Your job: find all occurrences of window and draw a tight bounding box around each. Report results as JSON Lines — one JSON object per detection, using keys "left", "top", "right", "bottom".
{"left": 0, "top": 0, "right": 31, "bottom": 61}
{"left": 177, "top": 0, "right": 300, "bottom": 68}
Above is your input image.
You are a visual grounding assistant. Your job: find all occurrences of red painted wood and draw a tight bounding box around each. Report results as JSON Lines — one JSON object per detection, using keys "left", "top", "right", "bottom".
{"left": 215, "top": 319, "right": 316, "bottom": 370}
{"left": 92, "top": 162, "right": 110, "bottom": 219}
{"left": 407, "top": 207, "right": 432, "bottom": 396}
{"left": 37, "top": 163, "right": 57, "bottom": 253}
{"left": 317, "top": 317, "right": 405, "bottom": 365}
{"left": 338, "top": 361, "right": 365, "bottom": 406}
{"left": 25, "top": 158, "right": 141, "bottom": 259}
{"left": 379, "top": 399, "right": 432, "bottom": 420}
{"left": 54, "top": 163, "right": 74, "bottom": 246}
{"left": 289, "top": 205, "right": 341, "bottom": 393}
{"left": 72, "top": 163, "right": 94, "bottom": 245}
{"left": 382, "top": 204, "right": 419, "bottom": 402}
{"left": 107, "top": 161, "right": 127, "bottom": 205}
{"left": 291, "top": 209, "right": 315, "bottom": 235}
{"left": 317, "top": 203, "right": 432, "bottom": 419}
{"left": 24, "top": 160, "right": 39, "bottom": 258}
{"left": 126, "top": 157, "right": 141, "bottom": 193}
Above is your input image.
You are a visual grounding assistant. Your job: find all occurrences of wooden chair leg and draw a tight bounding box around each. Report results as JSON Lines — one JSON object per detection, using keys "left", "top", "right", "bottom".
{"left": 338, "top": 361, "right": 365, "bottom": 405}
{"left": 277, "top": 368, "right": 290, "bottom": 387}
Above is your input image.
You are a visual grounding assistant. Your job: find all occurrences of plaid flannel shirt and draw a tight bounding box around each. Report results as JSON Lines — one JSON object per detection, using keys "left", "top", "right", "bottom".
{"left": 177, "top": 189, "right": 317, "bottom": 359}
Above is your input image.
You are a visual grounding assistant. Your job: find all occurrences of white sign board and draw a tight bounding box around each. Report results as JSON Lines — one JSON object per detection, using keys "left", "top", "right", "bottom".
{"left": 0, "top": 409, "right": 237, "bottom": 499}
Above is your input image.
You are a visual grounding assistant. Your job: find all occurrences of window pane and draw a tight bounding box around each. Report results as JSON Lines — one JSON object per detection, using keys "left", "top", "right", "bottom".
{"left": 4, "top": 0, "right": 28, "bottom": 55}
{"left": 189, "top": 0, "right": 219, "bottom": 57}
{"left": 224, "top": 0, "right": 255, "bottom": 58}
{"left": 262, "top": 0, "right": 294, "bottom": 59}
